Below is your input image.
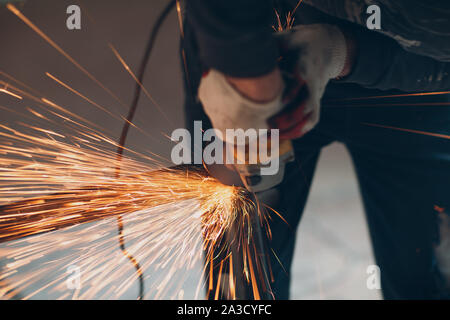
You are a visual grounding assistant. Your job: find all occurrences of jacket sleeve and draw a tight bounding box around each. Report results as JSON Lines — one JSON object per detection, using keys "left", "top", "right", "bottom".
{"left": 341, "top": 25, "right": 450, "bottom": 92}
{"left": 186, "top": 0, "right": 279, "bottom": 78}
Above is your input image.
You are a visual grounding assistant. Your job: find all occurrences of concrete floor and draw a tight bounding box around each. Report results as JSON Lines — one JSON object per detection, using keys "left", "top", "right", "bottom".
{"left": 291, "top": 142, "right": 380, "bottom": 299}
{"left": 0, "top": 0, "right": 381, "bottom": 299}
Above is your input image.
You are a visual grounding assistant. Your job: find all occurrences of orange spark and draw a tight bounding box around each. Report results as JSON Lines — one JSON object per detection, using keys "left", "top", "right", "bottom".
{"left": 363, "top": 122, "right": 450, "bottom": 140}
{"left": 229, "top": 254, "right": 236, "bottom": 300}
{"left": 0, "top": 70, "right": 44, "bottom": 97}
{"left": 45, "top": 72, "right": 118, "bottom": 119}
{"left": 274, "top": 0, "right": 304, "bottom": 31}
{"left": 108, "top": 44, "right": 172, "bottom": 125}
{"left": 214, "top": 259, "right": 224, "bottom": 300}
{"left": 325, "top": 102, "right": 450, "bottom": 108}
{"left": 328, "top": 90, "right": 450, "bottom": 102}
{"left": 0, "top": 87, "right": 22, "bottom": 100}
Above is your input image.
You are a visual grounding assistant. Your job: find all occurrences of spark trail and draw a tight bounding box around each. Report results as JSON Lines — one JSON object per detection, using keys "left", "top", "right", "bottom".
{"left": 363, "top": 122, "right": 450, "bottom": 140}
{"left": 0, "top": 87, "right": 22, "bottom": 100}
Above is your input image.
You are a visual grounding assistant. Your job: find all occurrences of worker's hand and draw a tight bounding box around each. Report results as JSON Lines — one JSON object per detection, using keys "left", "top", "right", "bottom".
{"left": 198, "top": 68, "right": 284, "bottom": 144}
{"left": 270, "top": 24, "right": 354, "bottom": 139}
{"left": 198, "top": 24, "right": 354, "bottom": 142}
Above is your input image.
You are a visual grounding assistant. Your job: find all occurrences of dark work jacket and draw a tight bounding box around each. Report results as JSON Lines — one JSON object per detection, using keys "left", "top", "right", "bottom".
{"left": 186, "top": 0, "right": 450, "bottom": 92}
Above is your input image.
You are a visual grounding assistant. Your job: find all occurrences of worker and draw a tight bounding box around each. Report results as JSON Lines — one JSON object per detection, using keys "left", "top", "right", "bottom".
{"left": 181, "top": 0, "right": 450, "bottom": 299}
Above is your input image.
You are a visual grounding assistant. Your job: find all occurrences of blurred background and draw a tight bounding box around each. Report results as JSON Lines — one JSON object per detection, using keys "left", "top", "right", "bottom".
{"left": 0, "top": 0, "right": 380, "bottom": 299}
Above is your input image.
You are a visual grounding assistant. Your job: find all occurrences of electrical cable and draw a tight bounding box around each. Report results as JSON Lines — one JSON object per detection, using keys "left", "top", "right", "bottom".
{"left": 114, "top": 0, "right": 176, "bottom": 300}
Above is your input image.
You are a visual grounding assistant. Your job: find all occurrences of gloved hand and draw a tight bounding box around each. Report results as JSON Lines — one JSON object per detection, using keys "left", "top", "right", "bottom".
{"left": 198, "top": 68, "right": 285, "bottom": 144}
{"left": 270, "top": 24, "right": 349, "bottom": 139}
{"left": 198, "top": 24, "right": 350, "bottom": 142}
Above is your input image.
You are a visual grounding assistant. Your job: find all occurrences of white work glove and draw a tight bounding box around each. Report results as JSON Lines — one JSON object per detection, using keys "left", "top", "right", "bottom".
{"left": 198, "top": 24, "right": 348, "bottom": 141}
{"left": 198, "top": 69, "right": 284, "bottom": 143}
{"left": 272, "top": 24, "right": 348, "bottom": 136}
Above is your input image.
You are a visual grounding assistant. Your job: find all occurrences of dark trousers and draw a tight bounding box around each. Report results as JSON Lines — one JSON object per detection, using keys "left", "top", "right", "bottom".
{"left": 182, "top": 24, "right": 450, "bottom": 300}
{"left": 260, "top": 88, "right": 450, "bottom": 299}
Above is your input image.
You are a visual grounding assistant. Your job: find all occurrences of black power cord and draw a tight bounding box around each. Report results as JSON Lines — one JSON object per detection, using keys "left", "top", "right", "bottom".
{"left": 114, "top": 0, "right": 176, "bottom": 300}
